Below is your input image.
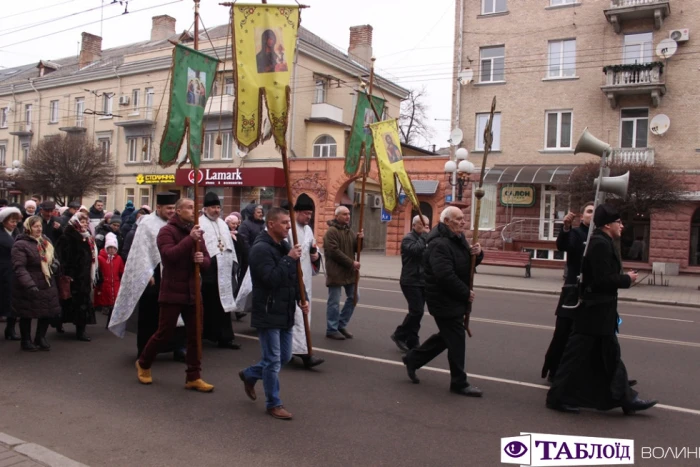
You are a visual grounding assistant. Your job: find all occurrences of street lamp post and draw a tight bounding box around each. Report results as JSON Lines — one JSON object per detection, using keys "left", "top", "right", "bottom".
{"left": 3, "top": 160, "right": 23, "bottom": 204}
{"left": 444, "top": 147, "right": 475, "bottom": 201}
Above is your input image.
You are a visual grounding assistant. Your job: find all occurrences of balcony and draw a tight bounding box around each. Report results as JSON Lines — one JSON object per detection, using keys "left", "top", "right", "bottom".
{"left": 8, "top": 122, "right": 33, "bottom": 137}
{"left": 604, "top": 0, "right": 670, "bottom": 33}
{"left": 310, "top": 102, "right": 343, "bottom": 124}
{"left": 600, "top": 62, "right": 666, "bottom": 108}
{"left": 204, "top": 94, "right": 235, "bottom": 118}
{"left": 611, "top": 147, "right": 654, "bottom": 164}
{"left": 58, "top": 116, "right": 87, "bottom": 134}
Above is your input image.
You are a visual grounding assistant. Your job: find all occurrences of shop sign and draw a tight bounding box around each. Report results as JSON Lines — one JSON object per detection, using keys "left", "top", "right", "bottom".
{"left": 175, "top": 167, "right": 286, "bottom": 187}
{"left": 136, "top": 174, "right": 176, "bottom": 185}
{"left": 381, "top": 208, "right": 392, "bottom": 222}
{"left": 500, "top": 185, "right": 535, "bottom": 207}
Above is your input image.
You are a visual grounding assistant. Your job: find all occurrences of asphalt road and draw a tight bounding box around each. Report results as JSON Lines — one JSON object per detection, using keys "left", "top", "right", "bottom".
{"left": 1, "top": 276, "right": 699, "bottom": 466}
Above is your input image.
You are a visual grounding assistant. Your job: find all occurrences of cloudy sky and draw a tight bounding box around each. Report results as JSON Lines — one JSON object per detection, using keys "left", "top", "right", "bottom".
{"left": 0, "top": 0, "right": 455, "bottom": 149}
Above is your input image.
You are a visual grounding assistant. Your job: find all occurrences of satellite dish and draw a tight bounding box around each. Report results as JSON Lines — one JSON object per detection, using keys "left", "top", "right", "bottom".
{"left": 458, "top": 68, "right": 473, "bottom": 85}
{"left": 649, "top": 114, "right": 670, "bottom": 135}
{"left": 449, "top": 128, "right": 463, "bottom": 146}
{"left": 656, "top": 39, "right": 677, "bottom": 59}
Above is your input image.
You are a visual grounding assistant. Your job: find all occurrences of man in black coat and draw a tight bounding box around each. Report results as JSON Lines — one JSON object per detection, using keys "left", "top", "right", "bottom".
{"left": 238, "top": 203, "right": 265, "bottom": 251}
{"left": 546, "top": 204, "right": 657, "bottom": 415}
{"left": 541, "top": 201, "right": 593, "bottom": 382}
{"left": 38, "top": 201, "right": 63, "bottom": 245}
{"left": 401, "top": 206, "right": 484, "bottom": 397}
{"left": 238, "top": 207, "right": 308, "bottom": 420}
{"left": 391, "top": 214, "right": 430, "bottom": 352}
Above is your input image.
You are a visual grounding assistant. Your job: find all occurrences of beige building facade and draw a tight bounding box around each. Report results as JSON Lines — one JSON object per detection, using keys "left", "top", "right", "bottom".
{"left": 451, "top": 0, "right": 700, "bottom": 271}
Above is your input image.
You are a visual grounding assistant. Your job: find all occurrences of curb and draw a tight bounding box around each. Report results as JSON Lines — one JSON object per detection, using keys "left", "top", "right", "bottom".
{"left": 358, "top": 274, "right": 700, "bottom": 310}
{"left": 0, "top": 432, "right": 88, "bottom": 467}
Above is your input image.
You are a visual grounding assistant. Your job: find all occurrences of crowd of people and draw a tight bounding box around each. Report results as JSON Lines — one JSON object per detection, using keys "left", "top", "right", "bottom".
{"left": 1, "top": 193, "right": 658, "bottom": 420}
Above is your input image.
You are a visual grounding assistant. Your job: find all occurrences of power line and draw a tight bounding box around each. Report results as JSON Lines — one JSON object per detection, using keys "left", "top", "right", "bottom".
{"left": 0, "top": 2, "right": 122, "bottom": 38}
{"left": 0, "top": 0, "right": 78, "bottom": 21}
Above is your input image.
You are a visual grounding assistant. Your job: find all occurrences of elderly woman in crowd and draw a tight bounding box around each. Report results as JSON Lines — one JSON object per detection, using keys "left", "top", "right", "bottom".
{"left": 12, "top": 216, "right": 62, "bottom": 351}
{"left": 24, "top": 200, "right": 37, "bottom": 218}
{"left": 54, "top": 212, "right": 98, "bottom": 341}
{"left": 1, "top": 207, "right": 22, "bottom": 341}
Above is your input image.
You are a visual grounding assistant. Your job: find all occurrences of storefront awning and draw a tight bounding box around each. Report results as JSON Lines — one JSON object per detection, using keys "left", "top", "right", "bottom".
{"left": 481, "top": 165, "right": 579, "bottom": 184}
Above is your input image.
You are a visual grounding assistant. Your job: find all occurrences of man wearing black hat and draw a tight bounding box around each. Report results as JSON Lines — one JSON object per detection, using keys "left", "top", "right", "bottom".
{"left": 59, "top": 201, "right": 82, "bottom": 230}
{"left": 547, "top": 203, "right": 657, "bottom": 415}
{"left": 38, "top": 200, "right": 63, "bottom": 244}
{"left": 200, "top": 191, "right": 241, "bottom": 350}
{"left": 109, "top": 192, "right": 186, "bottom": 362}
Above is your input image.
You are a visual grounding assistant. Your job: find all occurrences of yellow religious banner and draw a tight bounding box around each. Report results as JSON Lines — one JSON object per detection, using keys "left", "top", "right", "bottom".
{"left": 369, "top": 119, "right": 420, "bottom": 212}
{"left": 231, "top": 4, "right": 300, "bottom": 151}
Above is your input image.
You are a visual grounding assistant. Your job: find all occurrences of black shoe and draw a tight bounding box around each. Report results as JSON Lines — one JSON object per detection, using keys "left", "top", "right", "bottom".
{"left": 21, "top": 340, "right": 38, "bottom": 352}
{"left": 34, "top": 337, "right": 51, "bottom": 351}
{"left": 234, "top": 312, "right": 247, "bottom": 321}
{"left": 173, "top": 349, "right": 187, "bottom": 363}
{"left": 622, "top": 397, "right": 658, "bottom": 415}
{"left": 401, "top": 355, "right": 420, "bottom": 384}
{"left": 390, "top": 333, "right": 410, "bottom": 353}
{"left": 450, "top": 385, "right": 483, "bottom": 397}
{"left": 76, "top": 333, "right": 91, "bottom": 342}
{"left": 4, "top": 326, "right": 20, "bottom": 341}
{"left": 326, "top": 332, "right": 345, "bottom": 340}
{"left": 299, "top": 354, "right": 325, "bottom": 369}
{"left": 338, "top": 328, "right": 354, "bottom": 339}
{"left": 629, "top": 379, "right": 637, "bottom": 387}
{"left": 218, "top": 340, "right": 242, "bottom": 350}
{"left": 546, "top": 402, "right": 580, "bottom": 414}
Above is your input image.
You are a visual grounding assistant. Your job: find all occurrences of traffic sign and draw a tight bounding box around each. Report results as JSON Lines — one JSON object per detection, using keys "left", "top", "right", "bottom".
{"left": 381, "top": 209, "right": 392, "bottom": 222}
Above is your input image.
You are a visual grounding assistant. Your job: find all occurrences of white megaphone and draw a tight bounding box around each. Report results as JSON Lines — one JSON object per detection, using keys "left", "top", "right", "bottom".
{"left": 574, "top": 127, "right": 611, "bottom": 157}
{"left": 594, "top": 171, "right": 629, "bottom": 199}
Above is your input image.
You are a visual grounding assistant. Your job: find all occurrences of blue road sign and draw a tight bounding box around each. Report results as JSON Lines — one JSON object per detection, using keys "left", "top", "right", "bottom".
{"left": 381, "top": 209, "right": 392, "bottom": 222}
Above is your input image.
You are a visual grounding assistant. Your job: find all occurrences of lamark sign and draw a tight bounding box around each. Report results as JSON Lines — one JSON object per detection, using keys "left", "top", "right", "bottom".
{"left": 174, "top": 167, "right": 286, "bottom": 187}
{"left": 501, "top": 433, "right": 634, "bottom": 466}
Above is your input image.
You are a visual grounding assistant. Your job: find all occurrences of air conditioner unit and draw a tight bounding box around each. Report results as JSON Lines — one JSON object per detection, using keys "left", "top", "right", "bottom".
{"left": 371, "top": 194, "right": 382, "bottom": 209}
{"left": 118, "top": 95, "right": 130, "bottom": 105}
{"left": 354, "top": 192, "right": 362, "bottom": 205}
{"left": 669, "top": 29, "right": 689, "bottom": 42}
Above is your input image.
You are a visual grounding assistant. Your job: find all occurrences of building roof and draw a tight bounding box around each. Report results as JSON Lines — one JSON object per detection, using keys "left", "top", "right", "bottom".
{"left": 401, "top": 142, "right": 438, "bottom": 156}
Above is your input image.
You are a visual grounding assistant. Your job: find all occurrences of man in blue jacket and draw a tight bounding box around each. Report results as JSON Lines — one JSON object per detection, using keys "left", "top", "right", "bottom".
{"left": 238, "top": 206, "right": 309, "bottom": 420}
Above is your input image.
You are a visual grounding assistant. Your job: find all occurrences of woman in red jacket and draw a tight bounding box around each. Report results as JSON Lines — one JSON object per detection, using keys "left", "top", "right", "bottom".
{"left": 95, "top": 233, "right": 124, "bottom": 325}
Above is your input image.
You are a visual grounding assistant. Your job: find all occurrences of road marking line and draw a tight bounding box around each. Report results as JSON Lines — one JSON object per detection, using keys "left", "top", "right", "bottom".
{"left": 311, "top": 298, "right": 700, "bottom": 348}
{"left": 235, "top": 334, "right": 700, "bottom": 416}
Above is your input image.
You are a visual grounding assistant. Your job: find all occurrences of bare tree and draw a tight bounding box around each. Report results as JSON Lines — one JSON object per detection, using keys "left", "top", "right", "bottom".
{"left": 559, "top": 161, "right": 685, "bottom": 214}
{"left": 398, "top": 86, "right": 434, "bottom": 146}
{"left": 20, "top": 134, "right": 116, "bottom": 206}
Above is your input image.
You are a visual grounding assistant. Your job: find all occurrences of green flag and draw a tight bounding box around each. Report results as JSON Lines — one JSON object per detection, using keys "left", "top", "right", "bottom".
{"left": 159, "top": 44, "right": 219, "bottom": 168}
{"left": 345, "top": 91, "right": 385, "bottom": 176}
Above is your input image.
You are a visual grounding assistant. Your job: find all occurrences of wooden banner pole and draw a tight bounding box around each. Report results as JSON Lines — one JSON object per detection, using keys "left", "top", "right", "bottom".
{"left": 192, "top": 0, "right": 203, "bottom": 362}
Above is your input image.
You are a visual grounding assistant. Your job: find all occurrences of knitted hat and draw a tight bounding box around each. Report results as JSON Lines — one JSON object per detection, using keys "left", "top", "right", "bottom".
{"left": 204, "top": 191, "right": 221, "bottom": 207}
{"left": 105, "top": 232, "right": 118, "bottom": 250}
{"left": 125, "top": 200, "right": 134, "bottom": 209}
{"left": 104, "top": 211, "right": 113, "bottom": 221}
{"left": 141, "top": 204, "right": 151, "bottom": 213}
{"left": 593, "top": 204, "right": 620, "bottom": 227}
{"left": 109, "top": 214, "right": 122, "bottom": 225}
{"left": 25, "top": 200, "right": 37, "bottom": 210}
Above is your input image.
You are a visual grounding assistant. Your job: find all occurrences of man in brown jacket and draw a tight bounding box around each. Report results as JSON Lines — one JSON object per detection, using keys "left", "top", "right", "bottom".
{"left": 323, "top": 206, "right": 363, "bottom": 340}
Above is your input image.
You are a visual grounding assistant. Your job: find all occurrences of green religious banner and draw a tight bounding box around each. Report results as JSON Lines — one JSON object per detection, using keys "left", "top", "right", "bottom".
{"left": 159, "top": 44, "right": 219, "bottom": 168}
{"left": 345, "top": 91, "right": 385, "bottom": 176}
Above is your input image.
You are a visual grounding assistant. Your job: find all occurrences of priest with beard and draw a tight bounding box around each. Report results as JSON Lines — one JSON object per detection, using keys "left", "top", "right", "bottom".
{"left": 108, "top": 192, "right": 186, "bottom": 362}
{"left": 200, "top": 192, "right": 241, "bottom": 350}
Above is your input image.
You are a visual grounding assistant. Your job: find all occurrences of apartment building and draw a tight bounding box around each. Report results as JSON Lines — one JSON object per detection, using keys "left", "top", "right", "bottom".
{"left": 451, "top": 0, "right": 700, "bottom": 271}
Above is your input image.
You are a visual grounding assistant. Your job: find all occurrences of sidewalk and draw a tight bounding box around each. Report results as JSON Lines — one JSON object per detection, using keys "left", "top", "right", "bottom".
{"left": 355, "top": 252, "right": 700, "bottom": 309}
{"left": 0, "top": 433, "right": 88, "bottom": 467}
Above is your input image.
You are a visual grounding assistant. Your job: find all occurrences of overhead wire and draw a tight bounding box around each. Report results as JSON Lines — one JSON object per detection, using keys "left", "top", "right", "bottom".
{"left": 0, "top": 2, "right": 122, "bottom": 38}
{"left": 0, "top": 0, "right": 78, "bottom": 21}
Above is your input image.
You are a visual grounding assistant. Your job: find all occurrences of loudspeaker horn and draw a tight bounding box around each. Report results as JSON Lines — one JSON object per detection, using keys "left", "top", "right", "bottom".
{"left": 574, "top": 127, "right": 611, "bottom": 157}
{"left": 595, "top": 171, "right": 629, "bottom": 199}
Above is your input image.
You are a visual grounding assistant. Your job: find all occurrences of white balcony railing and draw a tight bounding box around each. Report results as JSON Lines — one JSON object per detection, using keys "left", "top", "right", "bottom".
{"left": 611, "top": 147, "right": 654, "bottom": 164}
{"left": 604, "top": 63, "right": 663, "bottom": 86}
{"left": 205, "top": 94, "right": 235, "bottom": 116}
{"left": 610, "top": 0, "right": 665, "bottom": 7}
{"left": 311, "top": 102, "right": 343, "bottom": 123}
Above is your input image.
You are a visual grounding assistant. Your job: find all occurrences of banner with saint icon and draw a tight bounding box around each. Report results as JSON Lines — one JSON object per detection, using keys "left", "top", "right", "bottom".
{"left": 231, "top": 4, "right": 300, "bottom": 151}
{"left": 159, "top": 44, "right": 219, "bottom": 168}
{"left": 345, "top": 91, "right": 386, "bottom": 176}
{"left": 369, "top": 119, "right": 420, "bottom": 212}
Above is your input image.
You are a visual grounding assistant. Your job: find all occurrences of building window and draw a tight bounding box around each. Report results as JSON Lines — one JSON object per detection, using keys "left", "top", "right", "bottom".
{"left": 203, "top": 133, "right": 214, "bottom": 160}
{"left": 548, "top": 39, "right": 576, "bottom": 78}
{"left": 482, "top": 0, "right": 506, "bottom": 14}
{"left": 132, "top": 89, "right": 140, "bottom": 112}
{"left": 0, "top": 108, "right": 7, "bottom": 128}
{"left": 313, "top": 135, "right": 337, "bottom": 158}
{"left": 545, "top": 110, "right": 573, "bottom": 149}
{"left": 623, "top": 32, "right": 653, "bottom": 64}
{"left": 125, "top": 188, "right": 135, "bottom": 206}
{"left": 224, "top": 78, "right": 234, "bottom": 95}
{"left": 475, "top": 113, "right": 501, "bottom": 151}
{"left": 99, "top": 138, "right": 111, "bottom": 162}
{"left": 127, "top": 138, "right": 138, "bottom": 163}
{"left": 620, "top": 108, "right": 648, "bottom": 148}
{"left": 142, "top": 137, "right": 152, "bottom": 162}
{"left": 314, "top": 78, "right": 327, "bottom": 104}
{"left": 75, "top": 98, "right": 85, "bottom": 127}
{"left": 139, "top": 188, "right": 150, "bottom": 208}
{"left": 471, "top": 183, "right": 497, "bottom": 230}
{"left": 0, "top": 144, "right": 6, "bottom": 166}
{"left": 540, "top": 186, "right": 567, "bottom": 242}
{"left": 479, "top": 46, "right": 505, "bottom": 83}
{"left": 551, "top": 0, "right": 575, "bottom": 5}
{"left": 25, "top": 104, "right": 32, "bottom": 129}
{"left": 102, "top": 93, "right": 113, "bottom": 116}
{"left": 145, "top": 88, "right": 154, "bottom": 119}
{"left": 221, "top": 132, "right": 233, "bottom": 160}
{"left": 21, "top": 143, "right": 30, "bottom": 163}
{"left": 49, "top": 100, "right": 59, "bottom": 123}
{"left": 98, "top": 190, "right": 108, "bottom": 207}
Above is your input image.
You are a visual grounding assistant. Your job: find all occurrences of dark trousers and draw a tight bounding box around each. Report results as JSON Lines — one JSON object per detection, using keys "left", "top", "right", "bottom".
{"left": 393, "top": 285, "right": 425, "bottom": 348}
{"left": 405, "top": 315, "right": 468, "bottom": 389}
{"left": 18, "top": 318, "right": 50, "bottom": 340}
{"left": 139, "top": 304, "right": 201, "bottom": 381}
{"left": 136, "top": 288, "right": 184, "bottom": 357}
{"left": 541, "top": 315, "right": 574, "bottom": 379}
{"left": 202, "top": 281, "right": 235, "bottom": 343}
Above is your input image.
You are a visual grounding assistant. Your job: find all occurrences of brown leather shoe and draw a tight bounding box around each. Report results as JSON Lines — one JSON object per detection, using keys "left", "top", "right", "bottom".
{"left": 267, "top": 406, "right": 293, "bottom": 420}
{"left": 239, "top": 370, "right": 256, "bottom": 401}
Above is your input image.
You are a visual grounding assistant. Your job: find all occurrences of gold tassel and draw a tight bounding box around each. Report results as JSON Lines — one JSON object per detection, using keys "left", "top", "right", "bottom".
{"left": 216, "top": 134, "right": 222, "bottom": 145}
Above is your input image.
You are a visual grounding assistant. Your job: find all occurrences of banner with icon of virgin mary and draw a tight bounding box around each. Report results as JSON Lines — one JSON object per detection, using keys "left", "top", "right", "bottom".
{"left": 231, "top": 4, "right": 300, "bottom": 151}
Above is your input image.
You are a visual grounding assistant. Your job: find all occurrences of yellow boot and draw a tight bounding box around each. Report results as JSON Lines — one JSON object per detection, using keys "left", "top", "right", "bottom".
{"left": 135, "top": 360, "right": 152, "bottom": 384}
{"left": 185, "top": 378, "right": 214, "bottom": 393}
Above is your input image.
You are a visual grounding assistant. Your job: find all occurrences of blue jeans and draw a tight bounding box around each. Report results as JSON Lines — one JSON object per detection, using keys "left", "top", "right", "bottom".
{"left": 243, "top": 328, "right": 293, "bottom": 409}
{"left": 326, "top": 284, "right": 356, "bottom": 334}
